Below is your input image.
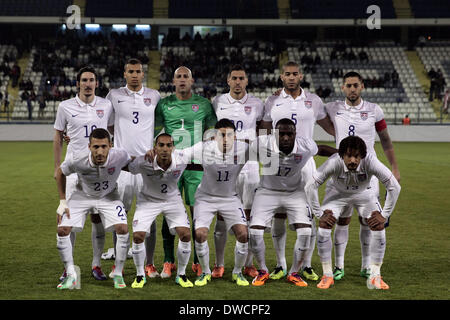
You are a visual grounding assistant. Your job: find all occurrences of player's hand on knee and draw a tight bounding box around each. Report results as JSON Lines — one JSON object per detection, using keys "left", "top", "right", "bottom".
{"left": 56, "top": 200, "right": 70, "bottom": 224}
{"left": 144, "top": 149, "right": 155, "bottom": 163}
{"left": 319, "top": 209, "right": 336, "bottom": 229}
{"left": 367, "top": 211, "right": 386, "bottom": 231}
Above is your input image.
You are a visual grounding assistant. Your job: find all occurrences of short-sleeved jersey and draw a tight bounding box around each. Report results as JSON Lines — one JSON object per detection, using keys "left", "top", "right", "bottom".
{"left": 196, "top": 140, "right": 249, "bottom": 197}
{"left": 155, "top": 94, "right": 217, "bottom": 149}
{"left": 251, "top": 135, "right": 318, "bottom": 192}
{"left": 325, "top": 99, "right": 385, "bottom": 155}
{"left": 307, "top": 153, "right": 401, "bottom": 217}
{"left": 263, "top": 88, "right": 326, "bottom": 139}
{"left": 106, "top": 86, "right": 161, "bottom": 157}
{"left": 212, "top": 93, "right": 264, "bottom": 142}
{"left": 128, "top": 146, "right": 198, "bottom": 202}
{"left": 54, "top": 95, "right": 113, "bottom": 158}
{"left": 60, "top": 148, "right": 131, "bottom": 199}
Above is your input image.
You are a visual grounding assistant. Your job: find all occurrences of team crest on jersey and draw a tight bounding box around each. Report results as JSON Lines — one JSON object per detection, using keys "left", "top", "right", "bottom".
{"left": 244, "top": 106, "right": 252, "bottom": 114}
{"left": 143, "top": 97, "right": 152, "bottom": 106}
{"left": 304, "top": 101, "right": 312, "bottom": 109}
{"left": 357, "top": 173, "right": 367, "bottom": 182}
{"left": 133, "top": 220, "right": 138, "bottom": 227}
{"left": 96, "top": 109, "right": 104, "bottom": 118}
{"left": 192, "top": 104, "right": 199, "bottom": 112}
{"left": 173, "top": 170, "right": 181, "bottom": 178}
{"left": 360, "top": 112, "right": 368, "bottom": 121}
{"left": 107, "top": 167, "right": 115, "bottom": 175}
{"left": 294, "top": 154, "right": 303, "bottom": 163}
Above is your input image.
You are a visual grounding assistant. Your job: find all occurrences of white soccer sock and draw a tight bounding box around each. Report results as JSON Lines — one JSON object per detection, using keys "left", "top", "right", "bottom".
{"left": 233, "top": 241, "right": 248, "bottom": 274}
{"left": 317, "top": 227, "right": 333, "bottom": 264}
{"left": 195, "top": 240, "right": 211, "bottom": 274}
{"left": 334, "top": 224, "right": 349, "bottom": 269}
{"left": 145, "top": 221, "right": 157, "bottom": 265}
{"left": 70, "top": 232, "right": 76, "bottom": 248}
{"left": 271, "top": 218, "right": 287, "bottom": 270}
{"left": 289, "top": 228, "right": 311, "bottom": 274}
{"left": 300, "top": 220, "right": 316, "bottom": 269}
{"left": 132, "top": 241, "right": 146, "bottom": 276}
{"left": 57, "top": 234, "right": 75, "bottom": 276}
{"left": 322, "top": 261, "right": 333, "bottom": 277}
{"left": 176, "top": 239, "right": 191, "bottom": 276}
{"left": 91, "top": 222, "right": 105, "bottom": 268}
{"left": 113, "top": 233, "right": 129, "bottom": 276}
{"left": 249, "top": 228, "right": 268, "bottom": 272}
{"left": 360, "top": 224, "right": 371, "bottom": 270}
{"left": 213, "top": 219, "right": 228, "bottom": 267}
{"left": 369, "top": 229, "right": 386, "bottom": 276}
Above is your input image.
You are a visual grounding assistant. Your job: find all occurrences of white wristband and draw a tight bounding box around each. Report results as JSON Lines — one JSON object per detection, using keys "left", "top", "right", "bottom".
{"left": 57, "top": 199, "right": 68, "bottom": 216}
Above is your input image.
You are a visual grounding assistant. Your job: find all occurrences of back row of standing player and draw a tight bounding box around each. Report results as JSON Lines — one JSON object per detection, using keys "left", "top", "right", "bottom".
{"left": 53, "top": 59, "right": 400, "bottom": 289}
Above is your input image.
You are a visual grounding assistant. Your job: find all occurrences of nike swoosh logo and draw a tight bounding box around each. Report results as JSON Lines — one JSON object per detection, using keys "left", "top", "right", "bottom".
{"left": 168, "top": 106, "right": 176, "bottom": 110}
{"left": 337, "top": 112, "right": 344, "bottom": 115}
{"left": 71, "top": 114, "right": 79, "bottom": 117}
{"left": 276, "top": 103, "right": 283, "bottom": 106}
{"left": 220, "top": 107, "right": 228, "bottom": 110}
{"left": 118, "top": 100, "right": 125, "bottom": 103}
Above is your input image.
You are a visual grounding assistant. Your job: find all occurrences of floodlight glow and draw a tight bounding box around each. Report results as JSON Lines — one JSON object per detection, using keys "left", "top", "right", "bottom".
{"left": 136, "top": 24, "right": 150, "bottom": 31}
{"left": 113, "top": 24, "right": 127, "bottom": 31}
{"left": 62, "top": 24, "right": 66, "bottom": 30}
{"left": 85, "top": 24, "right": 100, "bottom": 30}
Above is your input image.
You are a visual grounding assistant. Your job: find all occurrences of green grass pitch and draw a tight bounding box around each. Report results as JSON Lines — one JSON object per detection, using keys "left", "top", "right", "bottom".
{"left": 0, "top": 141, "right": 449, "bottom": 300}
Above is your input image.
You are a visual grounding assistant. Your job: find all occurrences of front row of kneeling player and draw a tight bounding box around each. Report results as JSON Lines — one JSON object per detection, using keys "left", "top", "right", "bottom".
{"left": 55, "top": 118, "right": 400, "bottom": 290}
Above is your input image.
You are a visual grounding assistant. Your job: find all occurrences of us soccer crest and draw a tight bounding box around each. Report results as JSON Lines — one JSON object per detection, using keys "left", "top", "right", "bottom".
{"left": 173, "top": 170, "right": 181, "bottom": 178}
{"left": 107, "top": 167, "right": 115, "bottom": 175}
{"left": 294, "top": 154, "right": 303, "bottom": 163}
{"left": 143, "top": 97, "right": 152, "bottom": 106}
{"left": 96, "top": 109, "right": 104, "bottom": 118}
{"left": 244, "top": 106, "right": 252, "bottom": 114}
{"left": 304, "top": 101, "right": 312, "bottom": 109}
{"left": 357, "top": 173, "right": 367, "bottom": 182}
{"left": 192, "top": 104, "right": 199, "bottom": 112}
{"left": 360, "top": 112, "right": 368, "bottom": 121}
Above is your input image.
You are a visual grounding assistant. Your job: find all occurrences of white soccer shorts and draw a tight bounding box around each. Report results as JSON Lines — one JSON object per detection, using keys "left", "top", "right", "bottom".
{"left": 59, "top": 190, "right": 127, "bottom": 232}
{"left": 132, "top": 198, "right": 190, "bottom": 236}
{"left": 236, "top": 162, "right": 260, "bottom": 210}
{"left": 250, "top": 187, "right": 313, "bottom": 231}
{"left": 117, "top": 171, "right": 143, "bottom": 212}
{"left": 193, "top": 191, "right": 248, "bottom": 233}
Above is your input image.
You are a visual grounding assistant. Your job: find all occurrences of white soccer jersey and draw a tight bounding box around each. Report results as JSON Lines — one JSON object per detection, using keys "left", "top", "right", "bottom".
{"left": 325, "top": 99, "right": 385, "bottom": 155}
{"left": 54, "top": 95, "right": 113, "bottom": 158}
{"left": 60, "top": 148, "right": 131, "bottom": 199}
{"left": 107, "top": 86, "right": 161, "bottom": 156}
{"left": 128, "top": 147, "right": 196, "bottom": 202}
{"left": 263, "top": 88, "right": 327, "bottom": 139}
{"left": 196, "top": 140, "right": 249, "bottom": 197}
{"left": 306, "top": 153, "right": 401, "bottom": 218}
{"left": 251, "top": 135, "right": 318, "bottom": 192}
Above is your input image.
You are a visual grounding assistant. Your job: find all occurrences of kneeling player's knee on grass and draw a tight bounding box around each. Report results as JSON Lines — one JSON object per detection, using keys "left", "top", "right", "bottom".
{"left": 338, "top": 217, "right": 351, "bottom": 226}
{"left": 319, "top": 210, "right": 336, "bottom": 229}
{"left": 90, "top": 214, "right": 102, "bottom": 224}
{"left": 133, "top": 232, "right": 146, "bottom": 244}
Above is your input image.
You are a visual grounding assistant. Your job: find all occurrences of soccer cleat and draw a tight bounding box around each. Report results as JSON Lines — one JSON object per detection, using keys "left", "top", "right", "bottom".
{"left": 145, "top": 264, "right": 160, "bottom": 278}
{"left": 113, "top": 275, "right": 126, "bottom": 289}
{"left": 108, "top": 265, "right": 123, "bottom": 279}
{"left": 59, "top": 269, "right": 67, "bottom": 282}
{"left": 194, "top": 273, "right": 212, "bottom": 287}
{"left": 360, "top": 268, "right": 371, "bottom": 279}
{"left": 367, "top": 275, "right": 389, "bottom": 290}
{"left": 160, "top": 262, "right": 176, "bottom": 279}
{"left": 302, "top": 267, "right": 319, "bottom": 281}
{"left": 175, "top": 274, "right": 194, "bottom": 288}
{"left": 317, "top": 275, "right": 334, "bottom": 289}
{"left": 192, "top": 263, "right": 203, "bottom": 277}
{"left": 212, "top": 265, "right": 225, "bottom": 278}
{"left": 57, "top": 274, "right": 77, "bottom": 290}
{"left": 243, "top": 265, "right": 258, "bottom": 278}
{"left": 333, "top": 267, "right": 345, "bottom": 280}
{"left": 91, "top": 266, "right": 107, "bottom": 280}
{"left": 269, "top": 266, "right": 287, "bottom": 280}
{"left": 232, "top": 273, "right": 249, "bottom": 286}
{"left": 131, "top": 275, "right": 147, "bottom": 289}
{"left": 287, "top": 272, "right": 308, "bottom": 287}
{"left": 252, "top": 270, "right": 269, "bottom": 286}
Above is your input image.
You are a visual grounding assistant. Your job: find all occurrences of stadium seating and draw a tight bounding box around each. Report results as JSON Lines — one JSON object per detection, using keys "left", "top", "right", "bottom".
{"left": 85, "top": 0, "right": 154, "bottom": 18}
{"left": 287, "top": 40, "right": 436, "bottom": 122}
{"left": 290, "top": 0, "right": 396, "bottom": 19}
{"left": 410, "top": 0, "right": 450, "bottom": 18}
{"left": 416, "top": 40, "right": 450, "bottom": 94}
{"left": 0, "top": 0, "right": 72, "bottom": 16}
{"left": 0, "top": 44, "right": 18, "bottom": 106}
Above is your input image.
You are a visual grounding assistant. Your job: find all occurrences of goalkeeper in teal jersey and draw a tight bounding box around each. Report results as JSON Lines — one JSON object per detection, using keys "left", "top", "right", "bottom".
{"left": 154, "top": 66, "right": 217, "bottom": 278}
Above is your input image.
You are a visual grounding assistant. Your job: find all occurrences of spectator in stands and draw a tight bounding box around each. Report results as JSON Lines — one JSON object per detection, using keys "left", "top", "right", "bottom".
{"left": 359, "top": 50, "right": 369, "bottom": 62}
{"left": 3, "top": 91, "right": 9, "bottom": 113}
{"left": 435, "top": 69, "right": 446, "bottom": 100}
{"left": 391, "top": 70, "right": 399, "bottom": 88}
{"left": 383, "top": 72, "right": 391, "bottom": 88}
{"left": 27, "top": 95, "right": 33, "bottom": 121}
{"left": 402, "top": 114, "right": 410, "bottom": 125}
{"left": 10, "top": 63, "right": 21, "bottom": 88}
{"left": 38, "top": 95, "right": 46, "bottom": 119}
{"left": 330, "top": 49, "right": 338, "bottom": 61}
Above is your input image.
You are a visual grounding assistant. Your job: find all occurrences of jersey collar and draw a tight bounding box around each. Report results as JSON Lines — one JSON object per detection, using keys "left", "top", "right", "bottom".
{"left": 342, "top": 158, "right": 363, "bottom": 173}
{"left": 272, "top": 135, "right": 298, "bottom": 156}
{"left": 125, "top": 85, "right": 144, "bottom": 96}
{"left": 88, "top": 150, "right": 111, "bottom": 168}
{"left": 226, "top": 92, "right": 248, "bottom": 104}
{"left": 76, "top": 94, "right": 97, "bottom": 108}
{"left": 281, "top": 87, "right": 306, "bottom": 101}
{"left": 153, "top": 153, "right": 177, "bottom": 172}
{"left": 344, "top": 99, "right": 364, "bottom": 111}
